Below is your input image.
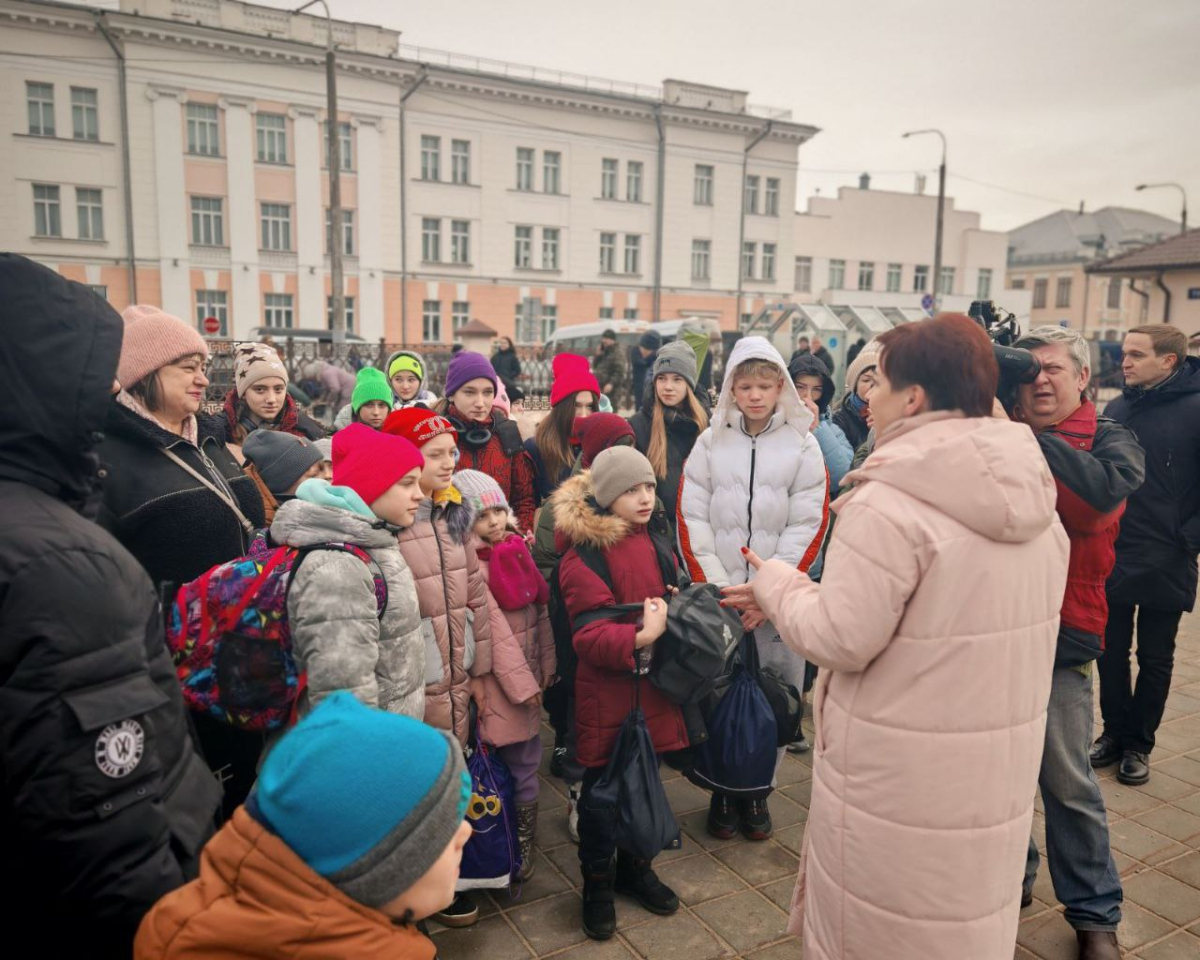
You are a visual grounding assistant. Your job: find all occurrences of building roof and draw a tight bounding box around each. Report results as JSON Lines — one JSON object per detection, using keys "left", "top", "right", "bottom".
{"left": 1007, "top": 206, "right": 1178, "bottom": 267}
{"left": 1085, "top": 228, "right": 1200, "bottom": 275}
{"left": 456, "top": 318, "right": 498, "bottom": 337}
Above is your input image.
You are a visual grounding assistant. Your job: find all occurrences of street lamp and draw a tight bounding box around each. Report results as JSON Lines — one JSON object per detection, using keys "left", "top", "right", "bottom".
{"left": 1136, "top": 182, "right": 1188, "bottom": 234}
{"left": 295, "top": 0, "right": 346, "bottom": 341}
{"left": 902, "top": 129, "right": 947, "bottom": 311}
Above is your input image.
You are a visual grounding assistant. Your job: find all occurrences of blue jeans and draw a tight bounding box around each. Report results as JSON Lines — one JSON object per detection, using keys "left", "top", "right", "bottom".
{"left": 1023, "top": 665, "right": 1122, "bottom": 931}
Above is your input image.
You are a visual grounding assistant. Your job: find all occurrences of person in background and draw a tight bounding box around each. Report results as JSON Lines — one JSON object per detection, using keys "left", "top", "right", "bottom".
{"left": 312, "top": 437, "right": 334, "bottom": 481}
{"left": 241, "top": 431, "right": 326, "bottom": 524}
{"left": 333, "top": 351, "right": 439, "bottom": 429}
{"left": 846, "top": 336, "right": 867, "bottom": 368}
{"left": 528, "top": 353, "right": 600, "bottom": 501}
{"left": 789, "top": 334, "right": 811, "bottom": 365}
{"left": 343, "top": 367, "right": 394, "bottom": 430}
{"left": 317, "top": 359, "right": 356, "bottom": 415}
{"left": 491, "top": 336, "right": 523, "bottom": 396}
{"left": 134, "top": 693, "right": 473, "bottom": 960}
{"left": 789, "top": 353, "right": 854, "bottom": 495}
{"left": 831, "top": 341, "right": 879, "bottom": 451}
{"left": 593, "top": 329, "right": 629, "bottom": 409}
{"left": 220, "top": 342, "right": 324, "bottom": 463}
{"left": 809, "top": 335, "right": 834, "bottom": 377}
{"left": 630, "top": 329, "right": 662, "bottom": 406}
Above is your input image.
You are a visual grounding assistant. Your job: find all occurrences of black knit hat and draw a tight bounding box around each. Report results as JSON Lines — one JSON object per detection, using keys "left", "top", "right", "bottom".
{"left": 639, "top": 330, "right": 663, "bottom": 350}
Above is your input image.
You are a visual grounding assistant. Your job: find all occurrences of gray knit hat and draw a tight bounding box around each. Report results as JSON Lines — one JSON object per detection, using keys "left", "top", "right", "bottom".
{"left": 243, "top": 430, "right": 324, "bottom": 495}
{"left": 313, "top": 437, "right": 333, "bottom": 461}
{"left": 591, "top": 446, "right": 656, "bottom": 509}
{"left": 652, "top": 340, "right": 698, "bottom": 391}
{"left": 454, "top": 468, "right": 510, "bottom": 515}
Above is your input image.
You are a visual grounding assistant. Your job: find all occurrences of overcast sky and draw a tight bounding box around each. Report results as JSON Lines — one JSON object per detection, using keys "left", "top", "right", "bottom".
{"left": 108, "top": 0, "right": 1200, "bottom": 233}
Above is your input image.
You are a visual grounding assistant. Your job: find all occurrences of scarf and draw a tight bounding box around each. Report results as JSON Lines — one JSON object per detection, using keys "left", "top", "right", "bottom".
{"left": 223, "top": 390, "right": 301, "bottom": 444}
{"left": 847, "top": 392, "right": 869, "bottom": 417}
{"left": 117, "top": 389, "right": 199, "bottom": 446}
{"left": 434, "top": 484, "right": 463, "bottom": 506}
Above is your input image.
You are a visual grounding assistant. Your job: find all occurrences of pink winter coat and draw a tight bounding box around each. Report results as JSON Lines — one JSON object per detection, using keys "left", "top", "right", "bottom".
{"left": 750, "top": 412, "right": 1070, "bottom": 960}
{"left": 474, "top": 535, "right": 555, "bottom": 747}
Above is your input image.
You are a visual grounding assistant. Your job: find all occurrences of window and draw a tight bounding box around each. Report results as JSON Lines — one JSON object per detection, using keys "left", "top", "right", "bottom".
{"left": 187, "top": 103, "right": 219, "bottom": 156}
{"left": 191, "top": 196, "right": 224, "bottom": 246}
{"left": 765, "top": 178, "right": 780, "bottom": 216}
{"left": 264, "top": 293, "right": 294, "bottom": 328}
{"left": 886, "top": 262, "right": 902, "bottom": 292}
{"left": 421, "top": 217, "right": 441, "bottom": 262}
{"left": 76, "top": 188, "right": 103, "bottom": 240}
{"left": 543, "top": 151, "right": 561, "bottom": 194}
{"left": 420, "top": 135, "right": 440, "bottom": 181}
{"left": 88, "top": 284, "right": 108, "bottom": 300}
{"left": 1055, "top": 277, "right": 1072, "bottom": 308}
{"left": 422, "top": 300, "right": 441, "bottom": 342}
{"left": 543, "top": 227, "right": 560, "bottom": 270}
{"left": 623, "top": 308, "right": 639, "bottom": 320}
{"left": 624, "top": 235, "right": 641, "bottom": 274}
{"left": 599, "top": 306, "right": 614, "bottom": 320}
{"left": 71, "top": 87, "right": 98, "bottom": 141}
{"left": 516, "top": 147, "right": 534, "bottom": 191}
{"left": 325, "top": 209, "right": 354, "bottom": 256}
{"left": 260, "top": 203, "right": 291, "bottom": 251}
{"left": 743, "top": 242, "right": 757, "bottom": 280}
{"left": 324, "top": 121, "right": 352, "bottom": 170}
{"left": 744, "top": 175, "right": 760, "bottom": 214}
{"left": 196, "top": 290, "right": 228, "bottom": 336}
{"left": 794, "top": 256, "right": 812, "bottom": 293}
{"left": 451, "top": 139, "right": 470, "bottom": 184}
{"left": 1011, "top": 278, "right": 1026, "bottom": 290}
{"left": 977, "top": 268, "right": 993, "bottom": 300}
{"left": 1107, "top": 277, "right": 1122, "bottom": 310}
{"left": 762, "top": 243, "right": 776, "bottom": 282}
{"left": 256, "top": 113, "right": 287, "bottom": 163}
{"left": 540, "top": 304, "right": 558, "bottom": 341}
{"left": 913, "top": 264, "right": 929, "bottom": 293}
{"left": 32, "top": 184, "right": 60, "bottom": 237}
{"left": 829, "top": 259, "right": 846, "bottom": 290}
{"left": 601, "top": 158, "right": 618, "bottom": 199}
{"left": 27, "top": 81, "right": 55, "bottom": 136}
{"left": 694, "top": 164, "right": 713, "bottom": 205}
{"left": 1032, "top": 278, "right": 1048, "bottom": 309}
{"left": 627, "top": 161, "right": 643, "bottom": 202}
{"left": 858, "top": 261, "right": 874, "bottom": 291}
{"left": 326, "top": 296, "right": 355, "bottom": 332}
{"left": 451, "top": 220, "right": 470, "bottom": 264}
{"left": 452, "top": 300, "right": 470, "bottom": 332}
{"left": 599, "top": 232, "right": 616, "bottom": 273}
{"left": 514, "top": 225, "right": 532, "bottom": 267}
{"left": 691, "top": 239, "right": 711, "bottom": 281}
{"left": 938, "top": 266, "right": 956, "bottom": 296}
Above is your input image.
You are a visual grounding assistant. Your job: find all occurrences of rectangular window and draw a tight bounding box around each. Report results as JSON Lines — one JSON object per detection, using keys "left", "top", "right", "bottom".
{"left": 76, "top": 187, "right": 104, "bottom": 240}
{"left": 829, "top": 258, "right": 846, "bottom": 290}
{"left": 71, "top": 87, "right": 99, "bottom": 141}
{"left": 32, "top": 183, "right": 61, "bottom": 237}
{"left": 977, "top": 267, "right": 993, "bottom": 300}
{"left": 627, "top": 160, "right": 643, "bottom": 202}
{"left": 1055, "top": 277, "right": 1072, "bottom": 308}
{"left": 27, "top": 81, "right": 55, "bottom": 136}
{"left": 422, "top": 300, "right": 441, "bottom": 342}
{"left": 913, "top": 264, "right": 929, "bottom": 293}
{"left": 451, "top": 219, "right": 470, "bottom": 264}
{"left": 938, "top": 266, "right": 956, "bottom": 296}
{"left": 623, "top": 308, "right": 639, "bottom": 320}
{"left": 543, "top": 151, "right": 562, "bottom": 194}
{"left": 886, "top": 262, "right": 902, "bottom": 292}
{"left": 324, "top": 121, "right": 352, "bottom": 170}
{"left": 765, "top": 177, "right": 780, "bottom": 216}
{"left": 1033, "top": 278, "right": 1048, "bottom": 309}
{"left": 599, "top": 232, "right": 616, "bottom": 273}
{"left": 451, "top": 139, "right": 470, "bottom": 184}
{"left": 452, "top": 300, "right": 470, "bottom": 332}
{"left": 260, "top": 203, "right": 291, "bottom": 251}
{"left": 601, "top": 158, "right": 618, "bottom": 199}
{"left": 263, "top": 293, "right": 294, "bottom": 328}
{"left": 514, "top": 225, "right": 532, "bottom": 267}
{"left": 858, "top": 261, "right": 874, "bottom": 291}
{"left": 762, "top": 243, "right": 776, "bottom": 282}
{"left": 624, "top": 234, "right": 641, "bottom": 274}
{"left": 420, "top": 135, "right": 440, "bottom": 181}
{"left": 694, "top": 164, "right": 714, "bottom": 205}
{"left": 326, "top": 296, "right": 355, "bottom": 332}
{"left": 794, "top": 256, "right": 812, "bottom": 293}
{"left": 1011, "top": 278, "right": 1026, "bottom": 290}
{"left": 190, "top": 196, "right": 224, "bottom": 246}
{"left": 691, "top": 239, "right": 711, "bottom": 281}
{"left": 196, "top": 290, "right": 228, "bottom": 336}
{"left": 421, "top": 217, "right": 441, "bottom": 262}
{"left": 743, "top": 242, "right": 757, "bottom": 280}
{"left": 187, "top": 103, "right": 219, "bottom": 156}
{"left": 516, "top": 147, "right": 534, "bottom": 191}
{"left": 325, "top": 209, "right": 354, "bottom": 256}
{"left": 540, "top": 304, "right": 558, "bottom": 341}
{"left": 89, "top": 284, "right": 108, "bottom": 300}
{"left": 543, "top": 227, "right": 560, "bottom": 270}
{"left": 744, "top": 175, "right": 760, "bottom": 214}
{"left": 599, "top": 306, "right": 614, "bottom": 320}
{"left": 256, "top": 113, "right": 287, "bottom": 163}
{"left": 1107, "top": 277, "right": 1122, "bottom": 309}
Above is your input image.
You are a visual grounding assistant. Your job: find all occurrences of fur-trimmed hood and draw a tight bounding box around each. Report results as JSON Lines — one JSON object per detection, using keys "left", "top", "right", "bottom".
{"left": 417, "top": 483, "right": 475, "bottom": 544}
{"left": 549, "top": 471, "right": 630, "bottom": 549}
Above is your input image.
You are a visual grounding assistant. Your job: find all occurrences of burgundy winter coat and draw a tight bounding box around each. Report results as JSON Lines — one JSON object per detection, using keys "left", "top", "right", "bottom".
{"left": 550, "top": 472, "right": 688, "bottom": 767}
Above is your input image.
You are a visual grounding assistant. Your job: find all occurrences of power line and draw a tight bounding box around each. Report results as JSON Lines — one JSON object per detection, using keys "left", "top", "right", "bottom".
{"left": 947, "top": 173, "right": 1074, "bottom": 208}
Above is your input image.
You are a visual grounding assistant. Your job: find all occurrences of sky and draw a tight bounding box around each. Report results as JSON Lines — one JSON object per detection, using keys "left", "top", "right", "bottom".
{"left": 99, "top": 0, "right": 1200, "bottom": 233}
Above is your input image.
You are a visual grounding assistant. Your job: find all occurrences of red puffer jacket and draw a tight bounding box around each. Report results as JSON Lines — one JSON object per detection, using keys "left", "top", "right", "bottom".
{"left": 448, "top": 406, "right": 537, "bottom": 533}
{"left": 549, "top": 472, "right": 688, "bottom": 767}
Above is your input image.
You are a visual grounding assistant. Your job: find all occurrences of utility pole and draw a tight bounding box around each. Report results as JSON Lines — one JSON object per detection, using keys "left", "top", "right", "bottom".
{"left": 1136, "top": 182, "right": 1188, "bottom": 234}
{"left": 903, "top": 129, "right": 947, "bottom": 311}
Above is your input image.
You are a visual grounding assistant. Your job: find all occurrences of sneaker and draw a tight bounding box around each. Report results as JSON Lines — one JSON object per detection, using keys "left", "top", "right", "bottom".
{"left": 1089, "top": 733, "right": 1121, "bottom": 768}
{"left": 786, "top": 735, "right": 810, "bottom": 754}
{"left": 567, "top": 786, "right": 580, "bottom": 844}
{"left": 614, "top": 853, "right": 679, "bottom": 916}
{"left": 739, "top": 798, "right": 773, "bottom": 841}
{"left": 707, "top": 793, "right": 739, "bottom": 840}
{"left": 549, "top": 745, "right": 567, "bottom": 779}
{"left": 1117, "top": 749, "right": 1150, "bottom": 786}
{"left": 581, "top": 862, "right": 616, "bottom": 941}
{"left": 431, "top": 893, "right": 478, "bottom": 928}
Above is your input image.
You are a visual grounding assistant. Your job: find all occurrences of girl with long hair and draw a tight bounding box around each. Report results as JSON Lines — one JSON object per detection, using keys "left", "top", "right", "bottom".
{"left": 528, "top": 353, "right": 600, "bottom": 501}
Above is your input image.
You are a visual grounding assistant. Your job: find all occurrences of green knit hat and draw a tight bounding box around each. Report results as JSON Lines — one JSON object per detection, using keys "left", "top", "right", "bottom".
{"left": 352, "top": 367, "right": 393, "bottom": 413}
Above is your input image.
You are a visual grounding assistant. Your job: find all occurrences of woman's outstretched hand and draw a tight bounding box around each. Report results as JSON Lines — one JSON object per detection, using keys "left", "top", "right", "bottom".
{"left": 720, "top": 547, "right": 765, "bottom": 617}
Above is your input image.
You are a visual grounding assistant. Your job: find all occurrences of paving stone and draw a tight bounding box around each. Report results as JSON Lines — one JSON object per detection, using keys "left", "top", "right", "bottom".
{"left": 655, "top": 855, "right": 747, "bottom": 906}
{"left": 773, "top": 823, "right": 806, "bottom": 856}
{"left": 1136, "top": 931, "right": 1200, "bottom": 960}
{"left": 1099, "top": 778, "right": 1165, "bottom": 818}
{"left": 778, "top": 780, "right": 812, "bottom": 807}
{"left": 1016, "top": 911, "right": 1078, "bottom": 960}
{"left": 507, "top": 891, "right": 589, "bottom": 955}
{"left": 1123, "top": 870, "right": 1200, "bottom": 927}
{"left": 661, "top": 776, "right": 711, "bottom": 815}
{"left": 1109, "top": 819, "right": 1192, "bottom": 865}
{"left": 692, "top": 889, "right": 790, "bottom": 954}
{"left": 1134, "top": 806, "right": 1200, "bottom": 845}
{"left": 1155, "top": 728, "right": 1200, "bottom": 758}
{"left": 621, "top": 912, "right": 726, "bottom": 960}
{"left": 434, "top": 914, "right": 533, "bottom": 960}
{"left": 1159, "top": 852, "right": 1200, "bottom": 891}
{"left": 1115, "top": 900, "right": 1177, "bottom": 952}
{"left": 1113, "top": 849, "right": 1142, "bottom": 878}
{"left": 766, "top": 793, "right": 808, "bottom": 829}
{"left": 1152, "top": 756, "right": 1200, "bottom": 788}
{"left": 714, "top": 840, "right": 799, "bottom": 885}
{"left": 495, "top": 852, "right": 572, "bottom": 907}
{"left": 1137, "top": 772, "right": 1197, "bottom": 803}
{"left": 550, "top": 938, "right": 640, "bottom": 960}
{"left": 544, "top": 843, "right": 582, "bottom": 888}
{"left": 774, "top": 755, "right": 813, "bottom": 786}
{"left": 612, "top": 890, "right": 659, "bottom": 930}
{"left": 1172, "top": 792, "right": 1200, "bottom": 818}
{"left": 537, "top": 807, "right": 577, "bottom": 851}
{"left": 744, "top": 937, "right": 800, "bottom": 960}
{"left": 676, "top": 808, "right": 739, "bottom": 851}
{"left": 759, "top": 877, "right": 797, "bottom": 912}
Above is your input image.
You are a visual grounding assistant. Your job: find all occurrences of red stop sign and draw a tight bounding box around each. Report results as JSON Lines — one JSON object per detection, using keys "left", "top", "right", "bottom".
{"left": 202, "top": 316, "right": 221, "bottom": 335}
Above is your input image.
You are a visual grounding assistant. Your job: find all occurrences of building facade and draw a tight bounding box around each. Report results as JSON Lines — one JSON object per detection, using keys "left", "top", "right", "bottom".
{"left": 1086, "top": 229, "right": 1200, "bottom": 337}
{"left": 2, "top": 0, "right": 813, "bottom": 344}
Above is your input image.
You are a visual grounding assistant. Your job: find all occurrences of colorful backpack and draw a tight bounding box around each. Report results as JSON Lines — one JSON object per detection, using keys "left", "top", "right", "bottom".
{"left": 166, "top": 532, "right": 388, "bottom": 731}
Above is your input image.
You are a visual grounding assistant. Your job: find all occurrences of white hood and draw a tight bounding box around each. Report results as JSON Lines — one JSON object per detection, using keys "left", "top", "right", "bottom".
{"left": 711, "top": 336, "right": 813, "bottom": 439}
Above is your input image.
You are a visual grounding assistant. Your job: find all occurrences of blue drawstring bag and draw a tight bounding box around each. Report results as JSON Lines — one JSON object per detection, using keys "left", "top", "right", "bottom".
{"left": 457, "top": 735, "right": 521, "bottom": 891}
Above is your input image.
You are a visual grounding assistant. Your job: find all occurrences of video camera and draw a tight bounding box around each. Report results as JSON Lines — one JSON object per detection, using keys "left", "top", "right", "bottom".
{"left": 968, "top": 300, "right": 1041, "bottom": 412}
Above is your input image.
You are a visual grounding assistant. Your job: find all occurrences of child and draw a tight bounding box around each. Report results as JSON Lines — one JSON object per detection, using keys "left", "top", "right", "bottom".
{"left": 677, "top": 336, "right": 828, "bottom": 841}
{"left": 831, "top": 340, "right": 880, "bottom": 451}
{"left": 312, "top": 437, "right": 334, "bottom": 481}
{"left": 344, "top": 367, "right": 394, "bottom": 430}
{"left": 551, "top": 447, "right": 686, "bottom": 941}
{"left": 134, "top": 692, "right": 473, "bottom": 960}
{"left": 242, "top": 430, "right": 326, "bottom": 523}
{"left": 455, "top": 469, "right": 555, "bottom": 881}
{"left": 333, "top": 351, "right": 438, "bottom": 428}
{"left": 788, "top": 353, "right": 853, "bottom": 495}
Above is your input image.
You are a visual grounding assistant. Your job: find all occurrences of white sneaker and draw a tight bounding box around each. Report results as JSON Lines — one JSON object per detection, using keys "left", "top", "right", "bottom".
{"left": 786, "top": 735, "right": 810, "bottom": 754}
{"left": 567, "top": 786, "right": 580, "bottom": 844}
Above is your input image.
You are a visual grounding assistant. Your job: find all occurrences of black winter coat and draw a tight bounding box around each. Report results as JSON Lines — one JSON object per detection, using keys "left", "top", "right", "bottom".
{"left": 491, "top": 347, "right": 523, "bottom": 390}
{"left": 0, "top": 255, "right": 221, "bottom": 959}
{"left": 832, "top": 402, "right": 871, "bottom": 451}
{"left": 628, "top": 404, "right": 703, "bottom": 529}
{"left": 1105, "top": 356, "right": 1200, "bottom": 612}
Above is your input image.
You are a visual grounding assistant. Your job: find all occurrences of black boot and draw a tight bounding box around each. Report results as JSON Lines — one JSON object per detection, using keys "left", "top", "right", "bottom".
{"left": 1075, "top": 930, "right": 1120, "bottom": 960}
{"left": 1089, "top": 733, "right": 1121, "bottom": 768}
{"left": 581, "top": 859, "right": 617, "bottom": 941}
{"left": 614, "top": 851, "right": 680, "bottom": 916}
{"left": 707, "top": 793, "right": 739, "bottom": 840}
{"left": 739, "top": 797, "right": 773, "bottom": 841}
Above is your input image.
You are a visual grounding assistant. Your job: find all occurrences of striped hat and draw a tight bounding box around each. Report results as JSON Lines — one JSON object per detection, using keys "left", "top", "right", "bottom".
{"left": 453, "top": 468, "right": 509, "bottom": 514}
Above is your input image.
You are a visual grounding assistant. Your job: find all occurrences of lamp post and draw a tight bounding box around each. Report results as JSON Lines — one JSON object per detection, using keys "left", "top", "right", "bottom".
{"left": 903, "top": 129, "right": 946, "bottom": 310}
{"left": 296, "top": 0, "right": 345, "bottom": 341}
{"left": 1136, "top": 182, "right": 1188, "bottom": 234}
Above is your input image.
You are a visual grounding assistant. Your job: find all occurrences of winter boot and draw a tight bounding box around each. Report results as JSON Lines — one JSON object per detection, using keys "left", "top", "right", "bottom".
{"left": 581, "top": 858, "right": 617, "bottom": 941}
{"left": 707, "top": 792, "right": 739, "bottom": 840}
{"left": 516, "top": 801, "right": 539, "bottom": 881}
{"left": 614, "top": 851, "right": 680, "bottom": 916}
{"left": 739, "top": 797, "right": 773, "bottom": 841}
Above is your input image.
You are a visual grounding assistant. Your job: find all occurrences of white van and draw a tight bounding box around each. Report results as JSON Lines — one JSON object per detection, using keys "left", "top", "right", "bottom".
{"left": 539, "top": 319, "right": 650, "bottom": 359}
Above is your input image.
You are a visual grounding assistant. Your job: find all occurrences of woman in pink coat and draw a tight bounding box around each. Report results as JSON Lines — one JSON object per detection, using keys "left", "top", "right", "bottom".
{"left": 724, "top": 315, "right": 1071, "bottom": 960}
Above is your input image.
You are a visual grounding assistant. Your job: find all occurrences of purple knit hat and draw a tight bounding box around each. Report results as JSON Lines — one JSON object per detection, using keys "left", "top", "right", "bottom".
{"left": 443, "top": 351, "right": 498, "bottom": 398}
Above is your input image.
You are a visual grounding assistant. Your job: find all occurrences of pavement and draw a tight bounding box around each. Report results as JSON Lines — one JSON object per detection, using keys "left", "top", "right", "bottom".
{"left": 434, "top": 612, "right": 1200, "bottom": 960}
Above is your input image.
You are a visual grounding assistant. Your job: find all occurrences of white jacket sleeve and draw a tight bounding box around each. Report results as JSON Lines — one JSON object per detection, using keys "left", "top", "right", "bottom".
{"left": 677, "top": 429, "right": 732, "bottom": 586}
{"left": 771, "top": 431, "right": 830, "bottom": 573}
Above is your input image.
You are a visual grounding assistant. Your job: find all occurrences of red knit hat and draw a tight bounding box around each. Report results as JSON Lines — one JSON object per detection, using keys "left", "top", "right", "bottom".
{"left": 381, "top": 408, "right": 457, "bottom": 448}
{"left": 332, "top": 423, "right": 424, "bottom": 507}
{"left": 575, "top": 413, "right": 635, "bottom": 467}
{"left": 549, "top": 353, "right": 601, "bottom": 407}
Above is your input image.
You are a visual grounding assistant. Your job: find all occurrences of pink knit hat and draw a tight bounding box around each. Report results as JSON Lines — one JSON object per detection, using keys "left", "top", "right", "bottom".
{"left": 332, "top": 423, "right": 425, "bottom": 507}
{"left": 118, "top": 304, "right": 209, "bottom": 388}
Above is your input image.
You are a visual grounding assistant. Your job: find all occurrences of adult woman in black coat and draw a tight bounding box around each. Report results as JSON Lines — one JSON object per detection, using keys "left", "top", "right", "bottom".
{"left": 491, "top": 336, "right": 523, "bottom": 393}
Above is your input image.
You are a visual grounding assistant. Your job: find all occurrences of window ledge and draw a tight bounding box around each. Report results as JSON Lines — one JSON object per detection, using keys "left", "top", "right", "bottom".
{"left": 413, "top": 178, "right": 481, "bottom": 188}
{"left": 508, "top": 188, "right": 569, "bottom": 197}
{"left": 255, "top": 160, "right": 293, "bottom": 168}
{"left": 186, "top": 152, "right": 225, "bottom": 160}
{"left": 742, "top": 277, "right": 778, "bottom": 285}
{"left": 422, "top": 260, "right": 474, "bottom": 268}
{"left": 598, "top": 270, "right": 642, "bottom": 279}
{"left": 15, "top": 132, "right": 113, "bottom": 146}
{"left": 30, "top": 235, "right": 108, "bottom": 244}
{"left": 595, "top": 196, "right": 650, "bottom": 205}
{"left": 694, "top": 201, "right": 714, "bottom": 207}
{"left": 747, "top": 211, "right": 781, "bottom": 218}
{"left": 514, "top": 266, "right": 564, "bottom": 275}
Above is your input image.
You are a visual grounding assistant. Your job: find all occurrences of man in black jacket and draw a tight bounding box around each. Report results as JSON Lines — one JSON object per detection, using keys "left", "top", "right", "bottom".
{"left": 0, "top": 255, "right": 221, "bottom": 958}
{"left": 1092, "top": 325, "right": 1200, "bottom": 786}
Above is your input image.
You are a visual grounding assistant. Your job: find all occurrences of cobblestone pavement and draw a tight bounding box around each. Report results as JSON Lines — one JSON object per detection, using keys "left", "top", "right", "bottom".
{"left": 434, "top": 613, "right": 1200, "bottom": 960}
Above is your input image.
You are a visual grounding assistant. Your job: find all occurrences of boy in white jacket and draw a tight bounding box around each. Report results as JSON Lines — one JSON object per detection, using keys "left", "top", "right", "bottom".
{"left": 677, "top": 336, "right": 829, "bottom": 840}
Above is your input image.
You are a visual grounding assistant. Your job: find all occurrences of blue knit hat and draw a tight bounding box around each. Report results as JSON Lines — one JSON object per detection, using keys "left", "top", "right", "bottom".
{"left": 253, "top": 692, "right": 470, "bottom": 908}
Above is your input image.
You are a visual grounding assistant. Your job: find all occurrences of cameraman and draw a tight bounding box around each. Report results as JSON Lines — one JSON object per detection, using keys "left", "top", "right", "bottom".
{"left": 1012, "top": 326, "right": 1144, "bottom": 960}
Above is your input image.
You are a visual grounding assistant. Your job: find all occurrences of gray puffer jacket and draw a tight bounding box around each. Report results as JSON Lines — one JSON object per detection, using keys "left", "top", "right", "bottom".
{"left": 270, "top": 494, "right": 424, "bottom": 719}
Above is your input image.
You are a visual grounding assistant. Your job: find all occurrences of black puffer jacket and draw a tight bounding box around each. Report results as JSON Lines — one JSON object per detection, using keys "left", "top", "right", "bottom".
{"left": 0, "top": 255, "right": 221, "bottom": 959}
{"left": 628, "top": 396, "right": 705, "bottom": 529}
{"left": 1105, "top": 356, "right": 1200, "bottom": 612}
